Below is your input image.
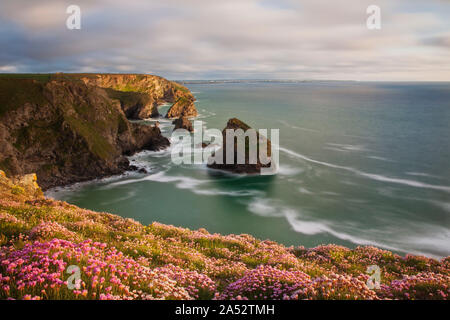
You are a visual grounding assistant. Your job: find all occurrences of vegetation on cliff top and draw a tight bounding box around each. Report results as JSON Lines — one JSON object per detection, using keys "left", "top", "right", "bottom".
{"left": 0, "top": 73, "right": 194, "bottom": 117}
{"left": 0, "top": 171, "right": 448, "bottom": 300}
{"left": 0, "top": 79, "right": 47, "bottom": 117}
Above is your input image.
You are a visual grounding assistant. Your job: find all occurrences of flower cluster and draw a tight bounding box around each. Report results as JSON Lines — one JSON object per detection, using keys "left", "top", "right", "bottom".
{"left": 292, "top": 274, "right": 378, "bottom": 300}
{"left": 0, "top": 170, "right": 449, "bottom": 300}
{"left": 379, "top": 272, "right": 449, "bottom": 300}
{"left": 154, "top": 264, "right": 216, "bottom": 299}
{"left": 29, "top": 222, "right": 80, "bottom": 242}
{"left": 0, "top": 239, "right": 214, "bottom": 300}
{"left": 218, "top": 265, "right": 310, "bottom": 300}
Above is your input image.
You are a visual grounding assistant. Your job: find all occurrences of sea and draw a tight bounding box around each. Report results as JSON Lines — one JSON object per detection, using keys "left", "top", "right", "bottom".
{"left": 47, "top": 81, "right": 450, "bottom": 259}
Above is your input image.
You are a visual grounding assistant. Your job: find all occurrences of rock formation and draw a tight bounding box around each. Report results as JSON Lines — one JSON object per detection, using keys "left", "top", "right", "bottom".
{"left": 165, "top": 97, "right": 198, "bottom": 118}
{"left": 207, "top": 118, "right": 272, "bottom": 174}
{"left": 103, "top": 89, "right": 156, "bottom": 119}
{"left": 0, "top": 170, "right": 44, "bottom": 199}
{"left": 0, "top": 75, "right": 175, "bottom": 190}
{"left": 172, "top": 116, "right": 194, "bottom": 132}
{"left": 77, "top": 73, "right": 195, "bottom": 119}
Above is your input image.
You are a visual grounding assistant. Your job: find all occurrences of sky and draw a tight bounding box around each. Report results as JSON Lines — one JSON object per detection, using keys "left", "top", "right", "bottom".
{"left": 0, "top": 0, "right": 449, "bottom": 80}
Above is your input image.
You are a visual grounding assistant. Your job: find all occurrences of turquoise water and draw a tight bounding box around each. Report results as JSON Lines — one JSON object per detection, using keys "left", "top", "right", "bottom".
{"left": 48, "top": 81, "right": 450, "bottom": 259}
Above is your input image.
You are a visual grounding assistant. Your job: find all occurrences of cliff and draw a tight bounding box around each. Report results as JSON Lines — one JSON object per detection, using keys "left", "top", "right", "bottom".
{"left": 0, "top": 170, "right": 448, "bottom": 300}
{"left": 76, "top": 74, "right": 195, "bottom": 119}
{"left": 0, "top": 74, "right": 180, "bottom": 189}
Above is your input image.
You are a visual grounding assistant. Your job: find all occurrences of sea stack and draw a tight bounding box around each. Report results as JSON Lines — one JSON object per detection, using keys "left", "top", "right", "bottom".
{"left": 166, "top": 97, "right": 198, "bottom": 118}
{"left": 172, "top": 116, "right": 194, "bottom": 132}
{"left": 207, "top": 118, "right": 272, "bottom": 174}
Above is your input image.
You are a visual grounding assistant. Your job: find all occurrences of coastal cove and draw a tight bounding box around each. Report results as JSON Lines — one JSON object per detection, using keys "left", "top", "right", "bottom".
{"left": 48, "top": 81, "right": 450, "bottom": 259}
{"left": 2, "top": 0, "right": 450, "bottom": 303}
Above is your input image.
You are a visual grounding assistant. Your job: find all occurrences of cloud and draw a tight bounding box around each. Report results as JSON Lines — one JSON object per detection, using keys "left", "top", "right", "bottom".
{"left": 422, "top": 33, "right": 450, "bottom": 47}
{"left": 0, "top": 0, "right": 449, "bottom": 80}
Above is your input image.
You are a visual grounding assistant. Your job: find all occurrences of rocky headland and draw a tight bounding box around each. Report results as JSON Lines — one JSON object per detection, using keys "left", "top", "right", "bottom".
{"left": 0, "top": 73, "right": 196, "bottom": 189}
{"left": 78, "top": 73, "right": 195, "bottom": 119}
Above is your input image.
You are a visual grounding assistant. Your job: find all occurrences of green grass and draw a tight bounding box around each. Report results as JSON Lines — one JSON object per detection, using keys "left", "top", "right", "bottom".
{"left": 173, "top": 82, "right": 190, "bottom": 94}
{"left": 0, "top": 74, "right": 52, "bottom": 81}
{"left": 0, "top": 79, "right": 47, "bottom": 117}
{"left": 64, "top": 115, "right": 116, "bottom": 160}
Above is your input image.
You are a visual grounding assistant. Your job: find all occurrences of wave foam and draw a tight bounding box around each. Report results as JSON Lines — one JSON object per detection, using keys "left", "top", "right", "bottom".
{"left": 283, "top": 209, "right": 403, "bottom": 251}
{"left": 280, "top": 147, "right": 450, "bottom": 193}
{"left": 143, "top": 171, "right": 207, "bottom": 189}
{"left": 326, "top": 143, "right": 367, "bottom": 152}
{"left": 277, "top": 165, "right": 303, "bottom": 176}
{"left": 298, "top": 187, "right": 313, "bottom": 194}
{"left": 247, "top": 198, "right": 284, "bottom": 217}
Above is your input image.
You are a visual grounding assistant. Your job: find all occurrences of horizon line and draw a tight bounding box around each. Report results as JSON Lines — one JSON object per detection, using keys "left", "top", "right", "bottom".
{"left": 0, "top": 73, "right": 449, "bottom": 83}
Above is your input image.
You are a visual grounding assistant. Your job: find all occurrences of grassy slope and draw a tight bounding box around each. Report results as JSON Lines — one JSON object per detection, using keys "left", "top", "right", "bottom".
{"left": 0, "top": 73, "right": 190, "bottom": 95}
{"left": 0, "top": 78, "right": 121, "bottom": 164}
{"left": 0, "top": 171, "right": 448, "bottom": 300}
{"left": 0, "top": 79, "right": 47, "bottom": 117}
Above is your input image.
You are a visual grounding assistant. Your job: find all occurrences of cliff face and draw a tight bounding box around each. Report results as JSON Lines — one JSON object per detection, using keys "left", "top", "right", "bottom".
{"left": 77, "top": 74, "right": 195, "bottom": 119}
{"left": 0, "top": 75, "right": 174, "bottom": 190}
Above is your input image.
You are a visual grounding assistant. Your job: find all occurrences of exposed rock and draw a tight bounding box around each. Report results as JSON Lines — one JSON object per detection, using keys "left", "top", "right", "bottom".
{"left": 103, "top": 88, "right": 156, "bottom": 119}
{"left": 12, "top": 173, "right": 44, "bottom": 198}
{"left": 166, "top": 97, "right": 198, "bottom": 118}
{"left": 78, "top": 73, "right": 195, "bottom": 119}
{"left": 172, "top": 116, "right": 194, "bottom": 132}
{"left": 0, "top": 76, "right": 174, "bottom": 190}
{"left": 128, "top": 166, "right": 148, "bottom": 174}
{"left": 130, "top": 122, "right": 170, "bottom": 152}
{"left": 0, "top": 170, "right": 43, "bottom": 199}
{"left": 207, "top": 118, "right": 272, "bottom": 174}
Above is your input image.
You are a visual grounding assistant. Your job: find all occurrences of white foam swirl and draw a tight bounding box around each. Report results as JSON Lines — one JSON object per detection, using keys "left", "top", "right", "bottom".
{"left": 280, "top": 147, "right": 450, "bottom": 193}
